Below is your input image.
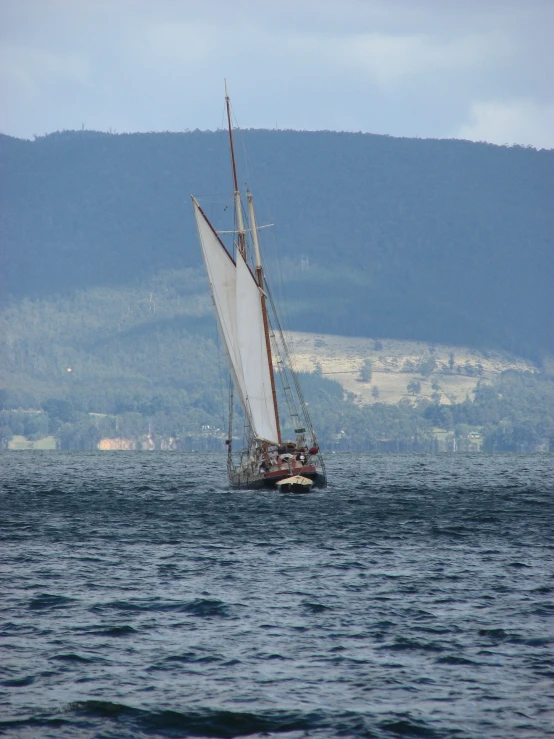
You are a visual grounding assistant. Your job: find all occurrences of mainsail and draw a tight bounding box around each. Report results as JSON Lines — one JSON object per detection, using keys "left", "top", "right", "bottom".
{"left": 192, "top": 197, "right": 248, "bottom": 414}
{"left": 236, "top": 252, "right": 279, "bottom": 443}
{"left": 192, "top": 197, "right": 279, "bottom": 444}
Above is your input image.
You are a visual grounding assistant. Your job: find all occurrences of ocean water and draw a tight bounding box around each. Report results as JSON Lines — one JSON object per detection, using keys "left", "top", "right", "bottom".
{"left": 1, "top": 451, "right": 553, "bottom": 739}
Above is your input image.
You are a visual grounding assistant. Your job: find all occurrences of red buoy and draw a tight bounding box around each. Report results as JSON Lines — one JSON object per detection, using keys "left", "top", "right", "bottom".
{"left": 309, "top": 446, "right": 319, "bottom": 455}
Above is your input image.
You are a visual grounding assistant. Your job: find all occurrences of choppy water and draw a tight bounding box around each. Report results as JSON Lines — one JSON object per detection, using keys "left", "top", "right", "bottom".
{"left": 1, "top": 451, "right": 553, "bottom": 739}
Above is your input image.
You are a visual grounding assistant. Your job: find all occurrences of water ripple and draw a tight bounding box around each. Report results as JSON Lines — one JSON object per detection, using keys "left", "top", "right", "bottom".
{"left": 1, "top": 451, "right": 553, "bottom": 738}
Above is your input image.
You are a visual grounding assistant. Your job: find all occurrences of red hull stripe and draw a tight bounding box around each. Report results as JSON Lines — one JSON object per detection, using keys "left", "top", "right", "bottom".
{"left": 264, "top": 466, "right": 316, "bottom": 480}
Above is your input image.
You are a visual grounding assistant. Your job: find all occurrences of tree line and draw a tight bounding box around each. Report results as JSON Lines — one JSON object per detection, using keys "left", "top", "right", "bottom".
{"left": 2, "top": 368, "right": 553, "bottom": 452}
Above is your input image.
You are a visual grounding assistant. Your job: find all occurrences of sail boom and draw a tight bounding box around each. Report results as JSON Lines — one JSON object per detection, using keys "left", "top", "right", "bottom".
{"left": 216, "top": 224, "right": 274, "bottom": 234}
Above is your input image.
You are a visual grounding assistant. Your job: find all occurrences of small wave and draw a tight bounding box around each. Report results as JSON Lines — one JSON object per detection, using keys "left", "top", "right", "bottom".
{"left": 89, "top": 597, "right": 232, "bottom": 617}
{"left": 379, "top": 637, "right": 445, "bottom": 653}
{"left": 379, "top": 716, "right": 438, "bottom": 737}
{"left": 531, "top": 602, "right": 554, "bottom": 616}
{"left": 147, "top": 652, "right": 225, "bottom": 670}
{"left": 302, "top": 601, "right": 332, "bottom": 613}
{"left": 90, "top": 625, "right": 138, "bottom": 637}
{"left": 181, "top": 598, "right": 230, "bottom": 617}
{"left": 469, "top": 515, "right": 499, "bottom": 523}
{"left": 28, "top": 593, "right": 75, "bottom": 610}
{"left": 69, "top": 701, "right": 319, "bottom": 736}
{"left": 478, "top": 628, "right": 518, "bottom": 642}
{"left": 70, "top": 700, "right": 137, "bottom": 718}
{"left": 0, "top": 716, "right": 66, "bottom": 733}
{"left": 1, "top": 621, "right": 30, "bottom": 633}
{"left": 521, "top": 637, "right": 553, "bottom": 647}
{"left": 90, "top": 599, "right": 145, "bottom": 613}
{"left": 436, "top": 655, "right": 478, "bottom": 666}
{"left": 1, "top": 675, "right": 35, "bottom": 687}
{"left": 163, "top": 651, "right": 218, "bottom": 664}
{"left": 430, "top": 526, "right": 470, "bottom": 538}
{"left": 51, "top": 653, "right": 93, "bottom": 663}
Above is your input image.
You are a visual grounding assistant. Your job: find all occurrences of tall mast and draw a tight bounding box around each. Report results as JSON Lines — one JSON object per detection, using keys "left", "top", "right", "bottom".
{"left": 247, "top": 191, "right": 282, "bottom": 444}
{"left": 225, "top": 80, "right": 281, "bottom": 445}
{"left": 225, "top": 79, "right": 246, "bottom": 258}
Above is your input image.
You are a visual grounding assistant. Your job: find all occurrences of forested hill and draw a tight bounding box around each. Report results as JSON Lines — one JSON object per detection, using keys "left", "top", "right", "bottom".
{"left": 1, "top": 128, "right": 552, "bottom": 360}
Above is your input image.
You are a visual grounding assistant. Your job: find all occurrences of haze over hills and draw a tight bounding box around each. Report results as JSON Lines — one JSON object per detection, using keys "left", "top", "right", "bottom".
{"left": 1, "top": 128, "right": 553, "bottom": 450}
{"left": 1, "top": 128, "right": 552, "bottom": 360}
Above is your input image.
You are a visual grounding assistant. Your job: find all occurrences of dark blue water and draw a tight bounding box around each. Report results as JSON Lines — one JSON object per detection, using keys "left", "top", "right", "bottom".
{"left": 1, "top": 452, "right": 553, "bottom": 739}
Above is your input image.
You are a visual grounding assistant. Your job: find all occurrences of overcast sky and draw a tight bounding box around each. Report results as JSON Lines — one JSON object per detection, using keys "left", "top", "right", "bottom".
{"left": 1, "top": 0, "right": 553, "bottom": 148}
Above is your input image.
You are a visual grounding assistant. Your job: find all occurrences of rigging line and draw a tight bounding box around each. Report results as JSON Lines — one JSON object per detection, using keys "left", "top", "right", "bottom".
{"left": 227, "top": 99, "right": 247, "bottom": 196}
{"left": 269, "top": 320, "right": 299, "bottom": 428}
{"left": 267, "top": 276, "right": 300, "bottom": 388}
{"left": 273, "top": 332, "right": 301, "bottom": 430}
{"left": 270, "top": 220, "right": 293, "bottom": 364}
{"left": 227, "top": 376, "right": 234, "bottom": 476}
{"left": 250, "top": 183, "right": 291, "bottom": 351}
{"left": 225, "top": 101, "right": 240, "bottom": 259}
{"left": 227, "top": 96, "right": 312, "bottom": 445}
{"left": 265, "top": 277, "right": 316, "bottom": 442}
{"left": 231, "top": 110, "right": 264, "bottom": 269}
{"left": 214, "top": 313, "right": 227, "bottom": 437}
{"left": 240, "top": 198, "right": 253, "bottom": 266}
{"left": 241, "top": 416, "right": 250, "bottom": 456}
{"left": 234, "top": 127, "right": 288, "bottom": 322}
{"left": 236, "top": 129, "right": 271, "bottom": 271}
{"left": 237, "top": 122, "right": 255, "bottom": 197}
{"left": 227, "top": 110, "right": 288, "bottom": 332}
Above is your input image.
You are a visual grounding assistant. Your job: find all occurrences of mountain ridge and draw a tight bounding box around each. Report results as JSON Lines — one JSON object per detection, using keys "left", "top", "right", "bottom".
{"left": 1, "top": 127, "right": 552, "bottom": 361}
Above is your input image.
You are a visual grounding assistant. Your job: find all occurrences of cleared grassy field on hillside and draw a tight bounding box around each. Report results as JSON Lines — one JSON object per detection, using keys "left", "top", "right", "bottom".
{"left": 288, "top": 332, "right": 536, "bottom": 405}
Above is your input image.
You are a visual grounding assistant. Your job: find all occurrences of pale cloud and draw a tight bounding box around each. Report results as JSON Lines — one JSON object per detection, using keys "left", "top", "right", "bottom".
{"left": 133, "top": 21, "right": 216, "bottom": 67}
{"left": 455, "top": 99, "right": 554, "bottom": 149}
{"left": 1, "top": 43, "right": 90, "bottom": 92}
{"left": 341, "top": 31, "right": 511, "bottom": 90}
{"left": 0, "top": 0, "right": 552, "bottom": 147}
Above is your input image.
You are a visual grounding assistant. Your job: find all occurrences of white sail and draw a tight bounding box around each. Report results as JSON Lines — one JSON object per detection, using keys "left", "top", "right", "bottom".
{"left": 236, "top": 253, "right": 280, "bottom": 443}
{"left": 192, "top": 198, "right": 250, "bottom": 424}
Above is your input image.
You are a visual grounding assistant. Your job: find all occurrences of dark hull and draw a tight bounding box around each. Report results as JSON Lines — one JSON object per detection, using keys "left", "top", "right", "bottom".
{"left": 229, "top": 467, "right": 327, "bottom": 491}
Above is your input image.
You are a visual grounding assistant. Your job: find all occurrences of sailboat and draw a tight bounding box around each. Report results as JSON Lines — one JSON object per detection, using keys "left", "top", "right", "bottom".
{"left": 191, "top": 83, "right": 327, "bottom": 491}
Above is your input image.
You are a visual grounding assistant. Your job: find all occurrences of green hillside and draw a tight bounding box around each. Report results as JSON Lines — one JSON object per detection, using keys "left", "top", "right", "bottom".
{"left": 1, "top": 273, "right": 553, "bottom": 452}
{"left": 1, "top": 127, "right": 553, "bottom": 451}
{"left": 1, "top": 129, "right": 552, "bottom": 359}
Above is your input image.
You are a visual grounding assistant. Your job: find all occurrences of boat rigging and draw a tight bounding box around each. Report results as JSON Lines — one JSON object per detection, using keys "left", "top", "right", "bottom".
{"left": 191, "top": 82, "right": 327, "bottom": 490}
